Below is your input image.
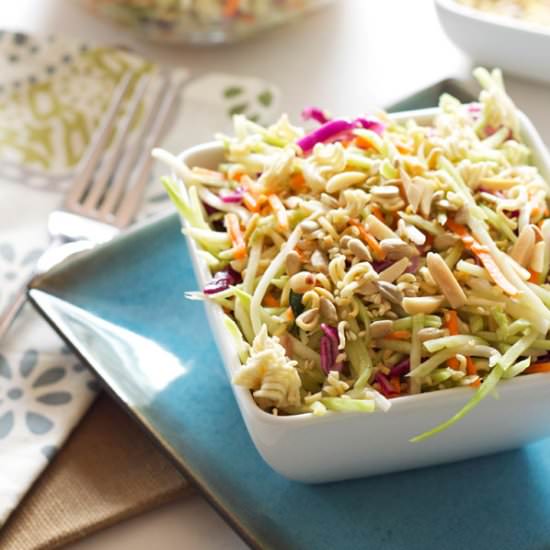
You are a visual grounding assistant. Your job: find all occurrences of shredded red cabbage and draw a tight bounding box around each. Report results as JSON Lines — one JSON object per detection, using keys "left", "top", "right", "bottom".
{"left": 375, "top": 372, "right": 396, "bottom": 397}
{"left": 202, "top": 202, "right": 218, "bottom": 215}
{"left": 296, "top": 117, "right": 385, "bottom": 154}
{"left": 372, "top": 260, "right": 394, "bottom": 273}
{"left": 355, "top": 117, "right": 385, "bottom": 135}
{"left": 297, "top": 120, "right": 354, "bottom": 153}
{"left": 389, "top": 358, "right": 410, "bottom": 378}
{"left": 321, "top": 323, "right": 339, "bottom": 343}
{"left": 203, "top": 267, "right": 241, "bottom": 295}
{"left": 320, "top": 323, "right": 342, "bottom": 374}
{"left": 320, "top": 337, "right": 333, "bottom": 375}
{"left": 533, "top": 353, "right": 550, "bottom": 364}
{"left": 405, "top": 256, "right": 420, "bottom": 274}
{"left": 302, "top": 106, "right": 330, "bottom": 125}
{"left": 220, "top": 188, "right": 244, "bottom": 203}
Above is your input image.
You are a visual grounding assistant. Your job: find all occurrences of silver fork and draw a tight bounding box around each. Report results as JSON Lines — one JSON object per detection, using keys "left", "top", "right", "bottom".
{"left": 0, "top": 69, "right": 182, "bottom": 340}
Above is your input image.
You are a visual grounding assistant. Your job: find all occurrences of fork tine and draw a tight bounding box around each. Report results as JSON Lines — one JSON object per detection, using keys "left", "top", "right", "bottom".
{"left": 97, "top": 75, "right": 167, "bottom": 219}
{"left": 81, "top": 74, "right": 152, "bottom": 212}
{"left": 113, "top": 76, "right": 183, "bottom": 228}
{"left": 64, "top": 72, "right": 133, "bottom": 212}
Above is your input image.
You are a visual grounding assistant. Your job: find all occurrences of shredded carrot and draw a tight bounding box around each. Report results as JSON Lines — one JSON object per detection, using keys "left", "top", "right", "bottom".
{"left": 371, "top": 205, "right": 385, "bottom": 222}
{"left": 349, "top": 219, "right": 385, "bottom": 260}
{"left": 525, "top": 362, "right": 550, "bottom": 374}
{"left": 193, "top": 167, "right": 225, "bottom": 181}
{"left": 445, "top": 310, "right": 459, "bottom": 336}
{"left": 396, "top": 142, "right": 413, "bottom": 155}
{"left": 241, "top": 175, "right": 265, "bottom": 200}
{"left": 225, "top": 213, "right": 247, "bottom": 259}
{"left": 284, "top": 307, "right": 294, "bottom": 322}
{"left": 390, "top": 376, "right": 401, "bottom": 394}
{"left": 471, "top": 243, "right": 518, "bottom": 296}
{"left": 444, "top": 310, "right": 460, "bottom": 370}
{"left": 243, "top": 192, "right": 259, "bottom": 212}
{"left": 446, "top": 219, "right": 518, "bottom": 296}
{"left": 386, "top": 330, "right": 411, "bottom": 341}
{"left": 354, "top": 135, "right": 375, "bottom": 150}
{"left": 289, "top": 173, "right": 306, "bottom": 193}
{"left": 223, "top": 0, "right": 240, "bottom": 17}
{"left": 230, "top": 170, "right": 245, "bottom": 182}
{"left": 529, "top": 269, "right": 540, "bottom": 283}
{"left": 268, "top": 194, "right": 289, "bottom": 232}
{"left": 446, "top": 219, "right": 470, "bottom": 239}
{"left": 263, "top": 292, "right": 280, "bottom": 308}
{"left": 466, "top": 357, "right": 481, "bottom": 387}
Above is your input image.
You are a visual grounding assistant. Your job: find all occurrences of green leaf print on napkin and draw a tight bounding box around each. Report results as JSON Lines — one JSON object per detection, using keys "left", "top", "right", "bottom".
{"left": 0, "top": 32, "right": 152, "bottom": 186}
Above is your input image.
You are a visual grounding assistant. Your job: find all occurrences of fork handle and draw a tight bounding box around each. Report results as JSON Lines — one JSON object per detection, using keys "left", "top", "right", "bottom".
{"left": 0, "top": 280, "right": 29, "bottom": 340}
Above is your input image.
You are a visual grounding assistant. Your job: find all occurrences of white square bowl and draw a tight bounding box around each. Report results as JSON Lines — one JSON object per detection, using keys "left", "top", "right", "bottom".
{"left": 176, "top": 107, "right": 550, "bottom": 483}
{"left": 435, "top": 0, "right": 550, "bottom": 84}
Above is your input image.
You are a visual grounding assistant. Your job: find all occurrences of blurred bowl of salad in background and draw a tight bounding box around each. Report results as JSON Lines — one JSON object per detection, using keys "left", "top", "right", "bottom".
{"left": 435, "top": 0, "right": 550, "bottom": 84}
{"left": 75, "top": 0, "right": 334, "bottom": 45}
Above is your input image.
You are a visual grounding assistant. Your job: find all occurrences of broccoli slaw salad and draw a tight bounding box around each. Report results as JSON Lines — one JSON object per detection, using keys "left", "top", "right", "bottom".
{"left": 154, "top": 68, "right": 550, "bottom": 442}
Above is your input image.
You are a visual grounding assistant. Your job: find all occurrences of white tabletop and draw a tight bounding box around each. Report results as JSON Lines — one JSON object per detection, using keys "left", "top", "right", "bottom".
{"left": 2, "top": 1, "right": 549, "bottom": 548}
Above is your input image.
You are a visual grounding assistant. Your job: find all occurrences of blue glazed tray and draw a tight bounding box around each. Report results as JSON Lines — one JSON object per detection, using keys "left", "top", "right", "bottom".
{"left": 29, "top": 212, "right": 550, "bottom": 550}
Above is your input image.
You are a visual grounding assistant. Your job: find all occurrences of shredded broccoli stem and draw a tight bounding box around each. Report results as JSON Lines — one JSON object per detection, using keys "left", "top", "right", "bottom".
{"left": 496, "top": 330, "right": 538, "bottom": 371}
{"left": 250, "top": 226, "right": 302, "bottom": 334}
{"left": 321, "top": 397, "right": 376, "bottom": 413}
{"left": 410, "top": 344, "right": 500, "bottom": 378}
{"left": 411, "top": 364, "right": 505, "bottom": 443}
{"left": 409, "top": 314, "right": 424, "bottom": 394}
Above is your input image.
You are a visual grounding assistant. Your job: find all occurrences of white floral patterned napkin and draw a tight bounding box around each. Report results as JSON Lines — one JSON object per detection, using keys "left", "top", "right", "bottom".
{"left": 0, "top": 30, "right": 279, "bottom": 526}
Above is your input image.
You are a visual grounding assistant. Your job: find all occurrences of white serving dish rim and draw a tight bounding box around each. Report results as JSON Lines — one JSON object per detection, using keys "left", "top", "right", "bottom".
{"left": 435, "top": 0, "right": 550, "bottom": 38}
{"left": 174, "top": 105, "right": 550, "bottom": 432}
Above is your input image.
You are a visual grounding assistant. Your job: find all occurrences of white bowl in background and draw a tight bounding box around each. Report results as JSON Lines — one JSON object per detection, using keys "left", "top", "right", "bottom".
{"left": 435, "top": 0, "right": 550, "bottom": 84}
{"left": 176, "top": 107, "right": 550, "bottom": 483}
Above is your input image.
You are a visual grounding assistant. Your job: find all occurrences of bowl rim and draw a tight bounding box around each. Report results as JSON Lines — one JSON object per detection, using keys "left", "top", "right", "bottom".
{"left": 174, "top": 105, "right": 550, "bottom": 428}
{"left": 435, "top": 0, "right": 550, "bottom": 39}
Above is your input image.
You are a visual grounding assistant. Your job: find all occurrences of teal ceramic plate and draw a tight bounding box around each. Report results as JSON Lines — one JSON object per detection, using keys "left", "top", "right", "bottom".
{"left": 29, "top": 212, "right": 550, "bottom": 550}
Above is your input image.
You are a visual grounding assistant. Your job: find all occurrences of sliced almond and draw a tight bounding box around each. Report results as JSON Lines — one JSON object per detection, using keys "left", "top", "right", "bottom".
{"left": 426, "top": 147, "right": 443, "bottom": 171}
{"left": 371, "top": 185, "right": 400, "bottom": 199}
{"left": 426, "top": 252, "right": 467, "bottom": 308}
{"left": 380, "top": 238, "right": 416, "bottom": 260}
{"left": 366, "top": 214, "right": 398, "bottom": 240}
{"left": 398, "top": 219, "right": 426, "bottom": 246}
{"left": 369, "top": 319, "right": 394, "bottom": 339}
{"left": 285, "top": 250, "right": 302, "bottom": 276}
{"left": 419, "top": 179, "right": 436, "bottom": 217}
{"left": 433, "top": 233, "right": 458, "bottom": 251}
{"left": 510, "top": 224, "right": 536, "bottom": 267}
{"left": 402, "top": 296, "right": 444, "bottom": 315}
{"left": 531, "top": 241, "right": 546, "bottom": 274}
{"left": 348, "top": 238, "right": 372, "bottom": 261}
{"left": 378, "top": 257, "right": 411, "bottom": 283}
{"left": 417, "top": 327, "right": 446, "bottom": 342}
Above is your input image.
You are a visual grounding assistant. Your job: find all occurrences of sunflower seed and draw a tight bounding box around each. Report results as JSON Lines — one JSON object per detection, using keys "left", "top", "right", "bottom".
{"left": 376, "top": 281, "right": 403, "bottom": 305}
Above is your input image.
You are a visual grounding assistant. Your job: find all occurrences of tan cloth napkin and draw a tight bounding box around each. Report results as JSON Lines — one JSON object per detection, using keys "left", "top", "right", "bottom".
{"left": 0, "top": 394, "right": 189, "bottom": 550}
